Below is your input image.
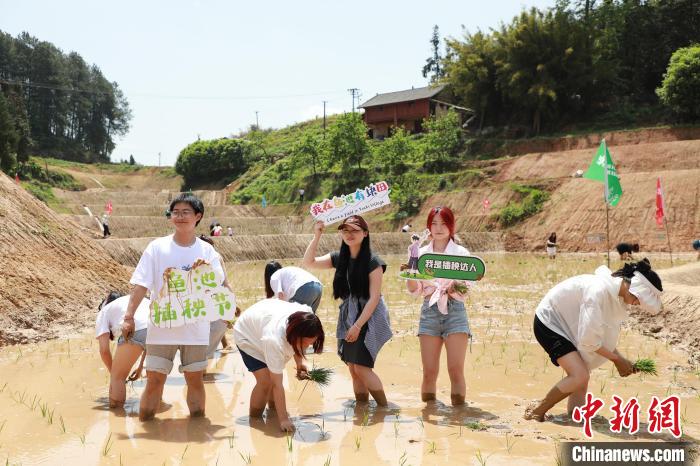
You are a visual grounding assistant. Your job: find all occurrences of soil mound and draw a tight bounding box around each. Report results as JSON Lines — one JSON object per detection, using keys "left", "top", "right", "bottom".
{"left": 0, "top": 173, "right": 130, "bottom": 345}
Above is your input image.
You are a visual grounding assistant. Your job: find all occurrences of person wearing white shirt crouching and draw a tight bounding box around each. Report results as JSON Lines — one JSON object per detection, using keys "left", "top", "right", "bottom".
{"left": 95, "top": 292, "right": 150, "bottom": 408}
{"left": 234, "top": 299, "right": 325, "bottom": 432}
{"left": 524, "top": 258, "right": 663, "bottom": 421}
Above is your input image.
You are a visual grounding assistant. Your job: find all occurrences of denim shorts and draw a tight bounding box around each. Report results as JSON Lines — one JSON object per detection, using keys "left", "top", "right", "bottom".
{"left": 237, "top": 347, "right": 268, "bottom": 372}
{"left": 117, "top": 328, "right": 147, "bottom": 350}
{"left": 290, "top": 281, "right": 323, "bottom": 313}
{"left": 418, "top": 299, "right": 471, "bottom": 339}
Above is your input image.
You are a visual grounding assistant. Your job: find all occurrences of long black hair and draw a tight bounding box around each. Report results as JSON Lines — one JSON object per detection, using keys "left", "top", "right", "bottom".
{"left": 612, "top": 258, "right": 663, "bottom": 291}
{"left": 332, "top": 236, "right": 372, "bottom": 300}
{"left": 264, "top": 260, "right": 283, "bottom": 298}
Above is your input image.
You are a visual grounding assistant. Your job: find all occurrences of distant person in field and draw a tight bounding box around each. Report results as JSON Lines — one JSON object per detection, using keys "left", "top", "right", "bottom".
{"left": 212, "top": 223, "right": 223, "bottom": 236}
{"left": 264, "top": 261, "right": 323, "bottom": 312}
{"left": 122, "top": 193, "right": 228, "bottom": 421}
{"left": 615, "top": 242, "right": 639, "bottom": 261}
{"left": 227, "top": 226, "right": 233, "bottom": 237}
{"left": 102, "top": 213, "right": 111, "bottom": 238}
{"left": 405, "top": 206, "right": 474, "bottom": 406}
{"left": 546, "top": 232, "right": 557, "bottom": 259}
{"left": 524, "top": 259, "right": 663, "bottom": 422}
{"left": 299, "top": 188, "right": 305, "bottom": 203}
{"left": 694, "top": 239, "right": 700, "bottom": 260}
{"left": 95, "top": 291, "right": 150, "bottom": 408}
{"left": 401, "top": 223, "right": 412, "bottom": 233}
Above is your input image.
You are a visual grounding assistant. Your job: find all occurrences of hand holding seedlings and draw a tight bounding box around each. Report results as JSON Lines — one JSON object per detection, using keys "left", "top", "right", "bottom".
{"left": 633, "top": 358, "right": 658, "bottom": 376}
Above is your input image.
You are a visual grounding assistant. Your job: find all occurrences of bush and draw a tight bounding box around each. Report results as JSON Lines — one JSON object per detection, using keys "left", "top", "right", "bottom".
{"left": 657, "top": 45, "right": 700, "bottom": 121}
{"left": 175, "top": 138, "right": 250, "bottom": 188}
{"left": 498, "top": 184, "right": 550, "bottom": 226}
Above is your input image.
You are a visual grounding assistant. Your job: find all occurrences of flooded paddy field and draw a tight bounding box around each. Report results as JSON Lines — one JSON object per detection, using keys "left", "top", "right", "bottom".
{"left": 1, "top": 253, "right": 698, "bottom": 465}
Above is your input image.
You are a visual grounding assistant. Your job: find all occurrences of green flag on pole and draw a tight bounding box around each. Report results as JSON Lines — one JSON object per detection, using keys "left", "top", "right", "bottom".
{"left": 583, "top": 139, "right": 623, "bottom": 206}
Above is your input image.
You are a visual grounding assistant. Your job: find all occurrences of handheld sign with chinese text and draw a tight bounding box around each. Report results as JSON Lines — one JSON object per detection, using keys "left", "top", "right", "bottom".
{"left": 310, "top": 181, "right": 391, "bottom": 225}
{"left": 151, "top": 261, "right": 237, "bottom": 328}
{"left": 398, "top": 254, "right": 485, "bottom": 281}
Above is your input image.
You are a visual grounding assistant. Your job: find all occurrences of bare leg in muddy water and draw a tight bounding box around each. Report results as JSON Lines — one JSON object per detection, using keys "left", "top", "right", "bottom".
{"left": 419, "top": 336, "right": 442, "bottom": 401}
{"left": 348, "top": 363, "right": 369, "bottom": 402}
{"left": 445, "top": 333, "right": 468, "bottom": 405}
{"left": 525, "top": 351, "right": 588, "bottom": 421}
{"left": 250, "top": 369, "right": 272, "bottom": 417}
{"left": 109, "top": 343, "right": 143, "bottom": 408}
{"left": 184, "top": 370, "right": 206, "bottom": 417}
{"left": 349, "top": 363, "right": 387, "bottom": 406}
{"left": 140, "top": 371, "right": 167, "bottom": 421}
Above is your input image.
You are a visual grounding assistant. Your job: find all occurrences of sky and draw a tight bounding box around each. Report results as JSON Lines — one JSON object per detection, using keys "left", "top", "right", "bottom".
{"left": 1, "top": 0, "right": 556, "bottom": 166}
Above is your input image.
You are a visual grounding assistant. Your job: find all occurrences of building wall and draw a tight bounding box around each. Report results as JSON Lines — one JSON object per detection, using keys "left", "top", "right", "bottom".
{"left": 363, "top": 99, "right": 431, "bottom": 125}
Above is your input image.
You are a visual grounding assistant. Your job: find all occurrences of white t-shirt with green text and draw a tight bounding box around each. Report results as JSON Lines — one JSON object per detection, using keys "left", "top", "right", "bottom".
{"left": 130, "top": 235, "right": 224, "bottom": 345}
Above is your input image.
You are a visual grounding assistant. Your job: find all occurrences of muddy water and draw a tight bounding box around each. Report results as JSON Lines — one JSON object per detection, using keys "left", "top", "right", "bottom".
{"left": 1, "top": 253, "right": 698, "bottom": 465}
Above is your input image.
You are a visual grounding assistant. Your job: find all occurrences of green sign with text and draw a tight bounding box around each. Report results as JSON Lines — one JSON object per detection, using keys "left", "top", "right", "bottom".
{"left": 417, "top": 254, "right": 486, "bottom": 281}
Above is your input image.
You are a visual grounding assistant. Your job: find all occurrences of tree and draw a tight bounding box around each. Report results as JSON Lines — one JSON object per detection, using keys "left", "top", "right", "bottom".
{"left": 420, "top": 109, "right": 462, "bottom": 172}
{"left": 422, "top": 25, "right": 445, "bottom": 83}
{"left": 292, "top": 132, "right": 322, "bottom": 176}
{"left": 129, "top": 154, "right": 136, "bottom": 165}
{"left": 657, "top": 45, "right": 700, "bottom": 120}
{"left": 373, "top": 126, "right": 414, "bottom": 176}
{"left": 324, "top": 113, "right": 371, "bottom": 172}
{"left": 0, "top": 93, "right": 19, "bottom": 173}
{"left": 175, "top": 138, "right": 250, "bottom": 187}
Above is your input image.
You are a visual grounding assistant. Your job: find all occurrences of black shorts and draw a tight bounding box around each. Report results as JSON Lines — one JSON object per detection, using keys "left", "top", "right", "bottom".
{"left": 533, "top": 315, "right": 577, "bottom": 367}
{"left": 237, "top": 347, "right": 267, "bottom": 372}
{"left": 338, "top": 324, "right": 374, "bottom": 368}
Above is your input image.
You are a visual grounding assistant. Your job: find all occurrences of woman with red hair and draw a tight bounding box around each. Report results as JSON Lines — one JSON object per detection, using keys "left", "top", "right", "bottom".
{"left": 406, "top": 206, "right": 472, "bottom": 406}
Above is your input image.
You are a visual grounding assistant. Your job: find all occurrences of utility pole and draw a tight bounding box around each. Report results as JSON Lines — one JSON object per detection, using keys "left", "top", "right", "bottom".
{"left": 322, "top": 100, "right": 327, "bottom": 137}
{"left": 255, "top": 111, "right": 259, "bottom": 129}
{"left": 158, "top": 152, "right": 161, "bottom": 167}
{"left": 348, "top": 88, "right": 359, "bottom": 113}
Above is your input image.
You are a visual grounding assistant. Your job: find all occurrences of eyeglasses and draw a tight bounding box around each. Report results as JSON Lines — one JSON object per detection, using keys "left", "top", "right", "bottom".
{"left": 170, "top": 210, "right": 195, "bottom": 218}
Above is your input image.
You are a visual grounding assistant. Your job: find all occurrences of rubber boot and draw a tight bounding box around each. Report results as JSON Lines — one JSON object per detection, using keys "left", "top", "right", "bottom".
{"left": 451, "top": 394, "right": 466, "bottom": 406}
{"left": 421, "top": 392, "right": 436, "bottom": 402}
{"left": 369, "top": 389, "right": 388, "bottom": 407}
{"left": 524, "top": 387, "right": 569, "bottom": 422}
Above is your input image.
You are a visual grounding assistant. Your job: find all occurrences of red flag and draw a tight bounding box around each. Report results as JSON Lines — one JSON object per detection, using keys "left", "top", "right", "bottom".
{"left": 14, "top": 173, "right": 19, "bottom": 184}
{"left": 655, "top": 178, "right": 665, "bottom": 228}
{"left": 105, "top": 200, "right": 113, "bottom": 215}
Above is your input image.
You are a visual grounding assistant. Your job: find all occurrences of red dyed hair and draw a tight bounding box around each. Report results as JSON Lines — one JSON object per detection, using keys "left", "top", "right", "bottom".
{"left": 426, "top": 206, "right": 456, "bottom": 239}
{"left": 286, "top": 310, "right": 325, "bottom": 358}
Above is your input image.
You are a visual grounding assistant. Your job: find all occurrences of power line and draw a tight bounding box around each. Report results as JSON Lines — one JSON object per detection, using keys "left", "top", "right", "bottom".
{"left": 0, "top": 78, "right": 111, "bottom": 95}
{"left": 347, "top": 88, "right": 359, "bottom": 112}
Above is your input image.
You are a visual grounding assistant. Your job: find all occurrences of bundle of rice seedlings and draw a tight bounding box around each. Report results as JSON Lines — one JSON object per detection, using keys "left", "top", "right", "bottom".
{"left": 633, "top": 358, "right": 658, "bottom": 376}
{"left": 452, "top": 282, "right": 469, "bottom": 294}
{"left": 298, "top": 365, "right": 334, "bottom": 400}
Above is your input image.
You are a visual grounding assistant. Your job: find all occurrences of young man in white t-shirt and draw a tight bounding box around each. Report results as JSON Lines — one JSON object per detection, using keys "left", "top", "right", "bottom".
{"left": 122, "top": 193, "right": 226, "bottom": 421}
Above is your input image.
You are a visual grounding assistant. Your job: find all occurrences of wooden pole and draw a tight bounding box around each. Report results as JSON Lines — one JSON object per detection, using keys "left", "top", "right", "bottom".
{"left": 663, "top": 216, "right": 673, "bottom": 266}
{"left": 605, "top": 200, "right": 611, "bottom": 268}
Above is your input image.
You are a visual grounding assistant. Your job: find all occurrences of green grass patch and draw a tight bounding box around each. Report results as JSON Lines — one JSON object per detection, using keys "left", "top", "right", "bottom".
{"left": 497, "top": 184, "right": 550, "bottom": 227}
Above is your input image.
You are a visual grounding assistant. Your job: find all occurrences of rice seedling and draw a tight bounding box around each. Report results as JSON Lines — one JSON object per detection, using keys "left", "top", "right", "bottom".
{"left": 59, "top": 415, "right": 66, "bottom": 433}
{"left": 228, "top": 433, "right": 235, "bottom": 448}
{"left": 475, "top": 449, "right": 492, "bottom": 466}
{"left": 633, "top": 359, "right": 658, "bottom": 376}
{"left": 0, "top": 382, "right": 6, "bottom": 394}
{"left": 297, "top": 365, "right": 333, "bottom": 400}
{"left": 393, "top": 417, "right": 400, "bottom": 439}
{"left": 354, "top": 435, "right": 362, "bottom": 451}
{"left": 181, "top": 444, "right": 189, "bottom": 460}
{"left": 78, "top": 432, "right": 86, "bottom": 445}
{"left": 286, "top": 433, "right": 293, "bottom": 452}
{"left": 238, "top": 451, "right": 251, "bottom": 464}
{"left": 361, "top": 410, "right": 370, "bottom": 428}
{"left": 599, "top": 379, "right": 606, "bottom": 395}
{"left": 416, "top": 416, "right": 424, "bottom": 431}
{"left": 427, "top": 441, "right": 436, "bottom": 454}
{"left": 504, "top": 432, "right": 518, "bottom": 454}
{"left": 47, "top": 408, "right": 54, "bottom": 425}
{"left": 0, "top": 420, "right": 5, "bottom": 434}
{"left": 323, "top": 455, "right": 332, "bottom": 466}
{"left": 102, "top": 433, "right": 113, "bottom": 457}
{"left": 29, "top": 395, "right": 38, "bottom": 411}
{"left": 39, "top": 402, "right": 48, "bottom": 418}
{"left": 465, "top": 420, "right": 487, "bottom": 431}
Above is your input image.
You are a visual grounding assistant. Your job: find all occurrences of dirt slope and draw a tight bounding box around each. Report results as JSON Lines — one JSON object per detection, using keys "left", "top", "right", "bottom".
{"left": 0, "top": 173, "right": 131, "bottom": 346}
